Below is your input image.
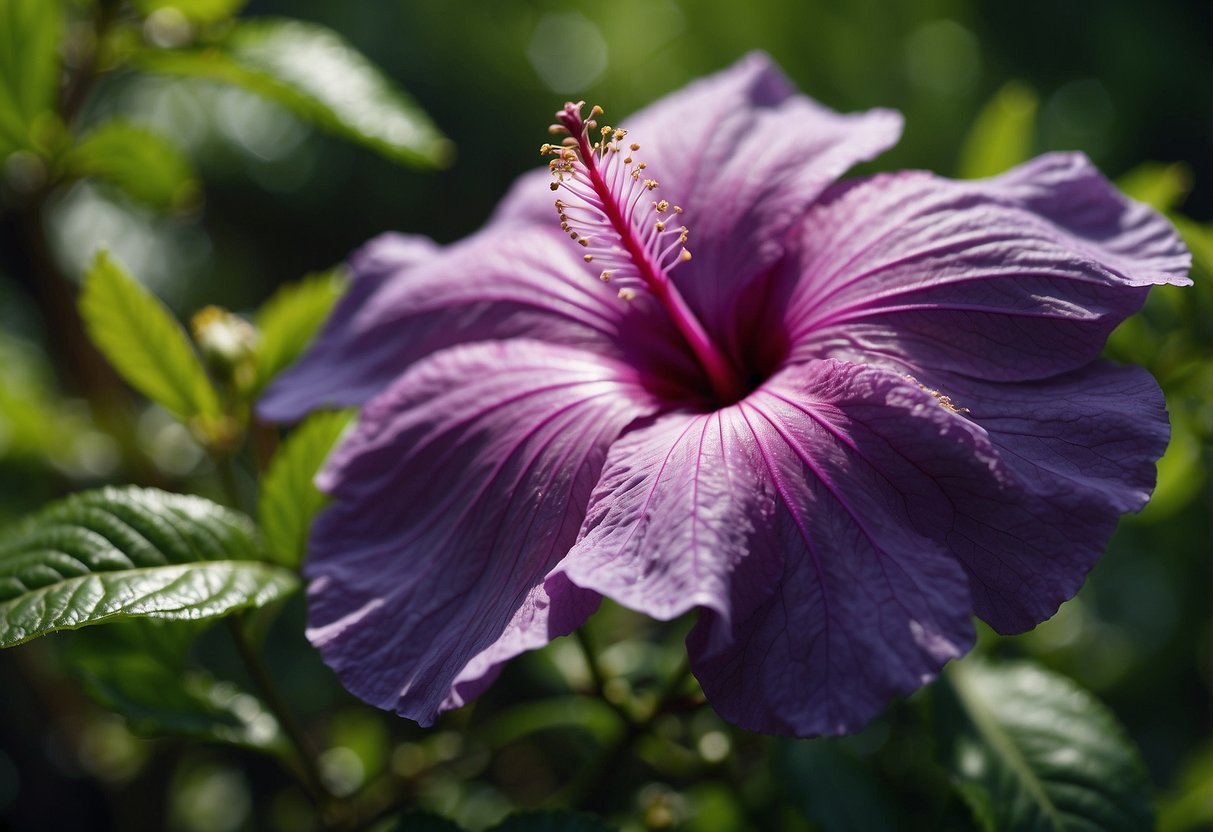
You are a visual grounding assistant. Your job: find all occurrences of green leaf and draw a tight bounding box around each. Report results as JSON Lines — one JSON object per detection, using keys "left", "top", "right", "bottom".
{"left": 133, "top": 0, "right": 248, "bottom": 25}
{"left": 487, "top": 811, "right": 618, "bottom": 832}
{"left": 776, "top": 739, "right": 902, "bottom": 832}
{"left": 252, "top": 266, "right": 347, "bottom": 395}
{"left": 957, "top": 81, "right": 1038, "bottom": 179}
{"left": 935, "top": 659, "right": 1153, "bottom": 832}
{"left": 62, "top": 119, "right": 200, "bottom": 212}
{"left": 1116, "top": 161, "right": 1193, "bottom": 213}
{"left": 0, "top": 486, "right": 298, "bottom": 647}
{"left": 258, "top": 409, "right": 353, "bottom": 567}
{"left": 136, "top": 19, "right": 452, "bottom": 167}
{"left": 0, "top": 0, "right": 63, "bottom": 154}
{"left": 80, "top": 251, "right": 221, "bottom": 423}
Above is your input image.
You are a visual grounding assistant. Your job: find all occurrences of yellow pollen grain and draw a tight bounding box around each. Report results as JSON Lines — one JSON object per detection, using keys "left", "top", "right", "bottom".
{"left": 656, "top": 199, "right": 669, "bottom": 213}
{"left": 584, "top": 254, "right": 593, "bottom": 262}
{"left": 655, "top": 221, "right": 666, "bottom": 232}
{"left": 681, "top": 248, "right": 693, "bottom": 261}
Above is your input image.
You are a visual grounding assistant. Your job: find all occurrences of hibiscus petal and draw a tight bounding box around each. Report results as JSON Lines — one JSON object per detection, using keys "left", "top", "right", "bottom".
{"left": 557, "top": 407, "right": 784, "bottom": 627}
{"left": 259, "top": 225, "right": 690, "bottom": 422}
{"left": 624, "top": 53, "right": 903, "bottom": 353}
{"left": 920, "top": 362, "right": 1169, "bottom": 632}
{"left": 782, "top": 153, "right": 1191, "bottom": 381}
{"left": 306, "top": 340, "right": 657, "bottom": 724}
{"left": 564, "top": 359, "right": 978, "bottom": 736}
{"left": 490, "top": 53, "right": 902, "bottom": 362}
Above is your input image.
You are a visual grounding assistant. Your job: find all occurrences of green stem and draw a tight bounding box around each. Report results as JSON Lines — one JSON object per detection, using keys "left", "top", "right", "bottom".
{"left": 226, "top": 616, "right": 333, "bottom": 816}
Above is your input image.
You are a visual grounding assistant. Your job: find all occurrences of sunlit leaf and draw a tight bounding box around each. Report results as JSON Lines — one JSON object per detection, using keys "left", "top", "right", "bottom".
{"left": 1117, "top": 161, "right": 1193, "bottom": 213}
{"left": 62, "top": 119, "right": 199, "bottom": 212}
{"left": 776, "top": 739, "right": 902, "bottom": 831}
{"left": 488, "top": 811, "right": 617, "bottom": 832}
{"left": 136, "top": 19, "right": 453, "bottom": 167}
{"left": 258, "top": 409, "right": 353, "bottom": 567}
{"left": 936, "top": 659, "right": 1153, "bottom": 832}
{"left": 0, "top": 486, "right": 297, "bottom": 647}
{"left": 957, "top": 81, "right": 1038, "bottom": 179}
{"left": 133, "top": 0, "right": 247, "bottom": 25}
{"left": 79, "top": 251, "right": 221, "bottom": 423}
{"left": 252, "top": 266, "right": 347, "bottom": 395}
{"left": 0, "top": 0, "right": 62, "bottom": 154}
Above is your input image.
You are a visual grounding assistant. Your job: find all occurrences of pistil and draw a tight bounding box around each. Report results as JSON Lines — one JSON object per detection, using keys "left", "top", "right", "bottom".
{"left": 544, "top": 102, "right": 746, "bottom": 404}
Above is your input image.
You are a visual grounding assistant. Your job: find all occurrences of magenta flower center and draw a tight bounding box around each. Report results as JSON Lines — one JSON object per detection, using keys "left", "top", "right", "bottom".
{"left": 543, "top": 101, "right": 748, "bottom": 403}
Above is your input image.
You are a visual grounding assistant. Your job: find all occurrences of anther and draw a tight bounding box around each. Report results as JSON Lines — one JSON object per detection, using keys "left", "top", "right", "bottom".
{"left": 584, "top": 254, "right": 593, "bottom": 262}
{"left": 578, "top": 237, "right": 589, "bottom": 247}
{"left": 629, "top": 142, "right": 639, "bottom": 151}
{"left": 618, "top": 288, "right": 636, "bottom": 301}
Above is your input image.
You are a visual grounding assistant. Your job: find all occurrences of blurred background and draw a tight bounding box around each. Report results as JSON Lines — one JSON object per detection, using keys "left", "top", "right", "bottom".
{"left": 0, "top": 0, "right": 1210, "bottom": 830}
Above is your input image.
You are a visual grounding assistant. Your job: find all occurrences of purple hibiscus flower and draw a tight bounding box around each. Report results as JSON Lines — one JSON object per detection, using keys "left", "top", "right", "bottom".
{"left": 260, "top": 54, "right": 1190, "bottom": 736}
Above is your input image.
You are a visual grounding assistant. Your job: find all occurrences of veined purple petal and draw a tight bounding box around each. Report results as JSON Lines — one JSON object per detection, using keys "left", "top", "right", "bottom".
{"left": 622, "top": 53, "right": 903, "bottom": 356}
{"left": 442, "top": 573, "right": 600, "bottom": 712}
{"left": 557, "top": 408, "right": 784, "bottom": 628}
{"left": 681, "top": 360, "right": 977, "bottom": 736}
{"left": 306, "top": 340, "right": 658, "bottom": 725}
{"left": 780, "top": 153, "right": 1190, "bottom": 380}
{"left": 921, "top": 362, "right": 1170, "bottom": 632}
{"left": 494, "top": 53, "right": 902, "bottom": 364}
{"left": 259, "top": 225, "right": 695, "bottom": 422}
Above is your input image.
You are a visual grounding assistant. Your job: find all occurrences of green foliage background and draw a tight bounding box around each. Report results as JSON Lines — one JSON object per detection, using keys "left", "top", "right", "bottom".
{"left": 0, "top": 0, "right": 1209, "bottom": 830}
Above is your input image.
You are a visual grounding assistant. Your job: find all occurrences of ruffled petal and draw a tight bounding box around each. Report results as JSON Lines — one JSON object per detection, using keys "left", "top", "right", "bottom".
{"left": 621, "top": 53, "right": 902, "bottom": 348}
{"left": 259, "top": 225, "right": 694, "bottom": 422}
{"left": 780, "top": 153, "right": 1191, "bottom": 381}
{"left": 306, "top": 340, "right": 658, "bottom": 725}
{"left": 442, "top": 573, "right": 601, "bottom": 712}
{"left": 490, "top": 53, "right": 902, "bottom": 362}
{"left": 560, "top": 359, "right": 981, "bottom": 735}
{"left": 920, "top": 362, "right": 1170, "bottom": 632}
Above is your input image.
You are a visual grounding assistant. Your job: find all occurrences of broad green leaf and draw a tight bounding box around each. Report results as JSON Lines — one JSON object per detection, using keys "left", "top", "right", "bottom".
{"left": 936, "top": 659, "right": 1153, "bottom": 832}
{"left": 136, "top": 19, "right": 452, "bottom": 167}
{"left": 1117, "top": 161, "right": 1192, "bottom": 213}
{"left": 776, "top": 739, "right": 902, "bottom": 831}
{"left": 70, "top": 619, "right": 282, "bottom": 751}
{"left": 488, "top": 811, "right": 617, "bottom": 832}
{"left": 0, "top": 486, "right": 298, "bottom": 646}
{"left": 258, "top": 409, "right": 353, "bottom": 567}
{"left": 133, "top": 0, "right": 247, "bottom": 25}
{"left": 83, "top": 661, "right": 283, "bottom": 751}
{"left": 80, "top": 251, "right": 221, "bottom": 423}
{"left": 252, "top": 266, "right": 347, "bottom": 394}
{"left": 0, "top": 0, "right": 62, "bottom": 154}
{"left": 957, "top": 81, "right": 1038, "bottom": 179}
{"left": 62, "top": 120, "right": 199, "bottom": 212}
